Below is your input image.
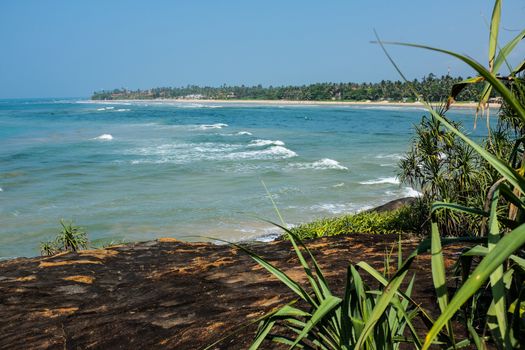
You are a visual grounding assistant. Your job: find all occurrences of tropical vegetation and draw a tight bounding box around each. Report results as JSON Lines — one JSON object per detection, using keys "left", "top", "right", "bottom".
{"left": 40, "top": 219, "right": 88, "bottom": 256}
{"left": 92, "top": 74, "right": 485, "bottom": 102}
{"left": 290, "top": 204, "right": 424, "bottom": 239}
{"left": 224, "top": 1, "right": 525, "bottom": 348}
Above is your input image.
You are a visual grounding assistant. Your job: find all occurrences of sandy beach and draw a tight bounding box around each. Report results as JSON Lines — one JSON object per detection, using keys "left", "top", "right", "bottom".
{"left": 89, "top": 98, "right": 500, "bottom": 110}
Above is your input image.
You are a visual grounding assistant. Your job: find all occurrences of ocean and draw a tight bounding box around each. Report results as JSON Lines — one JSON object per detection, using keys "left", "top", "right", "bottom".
{"left": 0, "top": 99, "right": 488, "bottom": 258}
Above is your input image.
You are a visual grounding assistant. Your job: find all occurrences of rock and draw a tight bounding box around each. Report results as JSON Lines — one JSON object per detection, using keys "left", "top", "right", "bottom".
{"left": 0, "top": 234, "right": 463, "bottom": 349}
{"left": 369, "top": 197, "right": 417, "bottom": 213}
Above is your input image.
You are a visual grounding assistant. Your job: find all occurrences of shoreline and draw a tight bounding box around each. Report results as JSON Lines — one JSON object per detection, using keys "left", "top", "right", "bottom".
{"left": 87, "top": 98, "right": 500, "bottom": 109}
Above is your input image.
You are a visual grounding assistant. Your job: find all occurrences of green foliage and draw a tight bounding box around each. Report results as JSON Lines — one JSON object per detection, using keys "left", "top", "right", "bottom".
{"left": 91, "top": 74, "right": 484, "bottom": 102}
{"left": 216, "top": 230, "right": 427, "bottom": 350}
{"left": 39, "top": 241, "right": 59, "bottom": 257}
{"left": 376, "top": 1, "right": 525, "bottom": 346}
{"left": 39, "top": 219, "right": 88, "bottom": 256}
{"left": 398, "top": 108, "right": 490, "bottom": 235}
{"left": 290, "top": 204, "right": 425, "bottom": 240}
{"left": 232, "top": 1, "right": 525, "bottom": 348}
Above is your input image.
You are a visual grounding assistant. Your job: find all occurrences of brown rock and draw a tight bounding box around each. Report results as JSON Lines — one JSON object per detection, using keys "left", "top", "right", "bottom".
{"left": 0, "top": 234, "right": 463, "bottom": 349}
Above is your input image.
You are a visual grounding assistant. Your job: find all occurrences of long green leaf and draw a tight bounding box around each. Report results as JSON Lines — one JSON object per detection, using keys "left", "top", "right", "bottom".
{"left": 430, "top": 221, "right": 451, "bottom": 338}
{"left": 376, "top": 41, "right": 525, "bottom": 124}
{"left": 372, "top": 36, "right": 525, "bottom": 194}
{"left": 493, "top": 28, "right": 525, "bottom": 74}
{"left": 354, "top": 266, "right": 409, "bottom": 348}
{"left": 290, "top": 295, "right": 342, "bottom": 349}
{"left": 261, "top": 183, "right": 327, "bottom": 303}
{"left": 250, "top": 305, "right": 311, "bottom": 350}
{"left": 431, "top": 202, "right": 488, "bottom": 217}
{"left": 486, "top": 188, "right": 508, "bottom": 346}
{"left": 463, "top": 245, "right": 525, "bottom": 276}
{"left": 205, "top": 237, "right": 313, "bottom": 303}
{"left": 422, "top": 223, "right": 525, "bottom": 349}
{"left": 488, "top": 0, "right": 501, "bottom": 72}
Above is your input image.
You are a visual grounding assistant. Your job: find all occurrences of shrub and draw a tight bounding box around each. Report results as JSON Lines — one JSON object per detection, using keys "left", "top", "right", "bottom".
{"left": 39, "top": 219, "right": 88, "bottom": 256}
{"left": 290, "top": 204, "right": 425, "bottom": 239}
{"left": 230, "top": 1, "right": 525, "bottom": 348}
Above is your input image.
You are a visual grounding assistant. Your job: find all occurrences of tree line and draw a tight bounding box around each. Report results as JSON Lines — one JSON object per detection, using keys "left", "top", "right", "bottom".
{"left": 92, "top": 74, "right": 485, "bottom": 102}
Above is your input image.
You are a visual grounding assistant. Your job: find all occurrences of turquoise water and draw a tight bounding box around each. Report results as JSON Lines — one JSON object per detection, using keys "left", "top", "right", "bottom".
{"left": 0, "top": 99, "right": 487, "bottom": 258}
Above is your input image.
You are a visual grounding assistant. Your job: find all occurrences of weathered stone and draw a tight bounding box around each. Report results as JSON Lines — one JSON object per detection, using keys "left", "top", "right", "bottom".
{"left": 369, "top": 197, "right": 418, "bottom": 213}
{"left": 0, "top": 234, "right": 464, "bottom": 349}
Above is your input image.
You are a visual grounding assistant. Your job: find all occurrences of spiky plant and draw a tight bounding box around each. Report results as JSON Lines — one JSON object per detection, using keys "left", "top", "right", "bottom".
{"left": 226, "top": 1, "right": 525, "bottom": 348}
{"left": 56, "top": 219, "right": 88, "bottom": 252}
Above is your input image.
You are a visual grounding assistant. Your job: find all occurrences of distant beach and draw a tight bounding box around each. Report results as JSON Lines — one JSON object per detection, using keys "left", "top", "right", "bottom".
{"left": 89, "top": 98, "right": 500, "bottom": 109}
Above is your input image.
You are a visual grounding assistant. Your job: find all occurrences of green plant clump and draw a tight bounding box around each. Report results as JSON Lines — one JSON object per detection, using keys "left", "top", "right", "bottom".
{"left": 290, "top": 205, "right": 424, "bottom": 240}
{"left": 40, "top": 219, "right": 88, "bottom": 256}
{"left": 222, "top": 1, "right": 525, "bottom": 348}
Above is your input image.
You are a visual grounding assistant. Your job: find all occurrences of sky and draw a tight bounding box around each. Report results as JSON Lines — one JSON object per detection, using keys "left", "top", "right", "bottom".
{"left": 0, "top": 0, "right": 524, "bottom": 98}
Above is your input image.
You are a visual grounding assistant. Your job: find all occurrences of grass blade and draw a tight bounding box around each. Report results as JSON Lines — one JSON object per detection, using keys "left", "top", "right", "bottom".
{"left": 488, "top": 0, "right": 501, "bottom": 72}
{"left": 290, "top": 295, "right": 342, "bottom": 349}
{"left": 486, "top": 188, "right": 509, "bottom": 346}
{"left": 430, "top": 221, "right": 452, "bottom": 340}
{"left": 422, "top": 223, "right": 525, "bottom": 349}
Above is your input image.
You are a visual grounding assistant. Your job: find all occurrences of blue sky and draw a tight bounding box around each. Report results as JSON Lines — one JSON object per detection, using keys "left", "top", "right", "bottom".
{"left": 1, "top": 0, "right": 524, "bottom": 98}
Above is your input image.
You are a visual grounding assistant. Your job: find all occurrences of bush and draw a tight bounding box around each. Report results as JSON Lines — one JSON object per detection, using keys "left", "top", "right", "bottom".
{"left": 232, "top": 1, "right": 525, "bottom": 348}
{"left": 40, "top": 219, "right": 88, "bottom": 256}
{"left": 289, "top": 203, "right": 426, "bottom": 239}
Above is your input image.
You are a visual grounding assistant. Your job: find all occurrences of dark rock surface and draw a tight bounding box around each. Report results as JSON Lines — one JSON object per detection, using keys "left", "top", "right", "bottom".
{"left": 0, "top": 234, "right": 462, "bottom": 349}
{"left": 369, "top": 197, "right": 418, "bottom": 213}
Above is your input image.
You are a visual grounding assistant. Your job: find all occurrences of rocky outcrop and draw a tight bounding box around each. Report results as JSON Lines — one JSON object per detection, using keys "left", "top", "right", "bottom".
{"left": 0, "top": 234, "right": 462, "bottom": 349}
{"left": 369, "top": 197, "right": 418, "bottom": 213}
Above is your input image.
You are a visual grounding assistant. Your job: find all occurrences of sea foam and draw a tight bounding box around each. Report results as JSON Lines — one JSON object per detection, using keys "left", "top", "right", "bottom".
{"left": 248, "top": 139, "right": 285, "bottom": 147}
{"left": 359, "top": 176, "right": 400, "bottom": 185}
{"left": 292, "top": 158, "right": 348, "bottom": 170}
{"left": 198, "top": 123, "right": 228, "bottom": 130}
{"left": 236, "top": 131, "right": 252, "bottom": 136}
{"left": 227, "top": 146, "right": 297, "bottom": 160}
{"left": 375, "top": 153, "right": 403, "bottom": 160}
{"left": 401, "top": 187, "right": 422, "bottom": 197}
{"left": 385, "top": 187, "right": 422, "bottom": 198}
{"left": 93, "top": 134, "right": 114, "bottom": 141}
{"left": 310, "top": 203, "right": 372, "bottom": 215}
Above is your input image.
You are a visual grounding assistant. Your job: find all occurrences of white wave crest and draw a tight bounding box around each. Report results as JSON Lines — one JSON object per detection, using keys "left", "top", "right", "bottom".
{"left": 310, "top": 203, "right": 372, "bottom": 215}
{"left": 236, "top": 131, "right": 252, "bottom": 136}
{"left": 291, "top": 158, "right": 348, "bottom": 170}
{"left": 227, "top": 146, "right": 297, "bottom": 160}
{"left": 198, "top": 123, "right": 228, "bottom": 130}
{"left": 360, "top": 176, "right": 400, "bottom": 185}
{"left": 401, "top": 187, "right": 422, "bottom": 197}
{"left": 385, "top": 187, "right": 422, "bottom": 198}
{"left": 115, "top": 108, "right": 130, "bottom": 112}
{"left": 375, "top": 153, "right": 403, "bottom": 160}
{"left": 248, "top": 139, "right": 285, "bottom": 147}
{"left": 93, "top": 134, "right": 114, "bottom": 141}
{"left": 127, "top": 142, "right": 296, "bottom": 163}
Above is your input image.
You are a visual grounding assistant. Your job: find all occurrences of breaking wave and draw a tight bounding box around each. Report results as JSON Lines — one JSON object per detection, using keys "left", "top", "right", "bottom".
{"left": 310, "top": 203, "right": 372, "bottom": 215}
{"left": 248, "top": 139, "right": 285, "bottom": 147}
{"left": 93, "top": 134, "right": 113, "bottom": 141}
{"left": 375, "top": 153, "right": 403, "bottom": 160}
{"left": 359, "top": 176, "right": 399, "bottom": 185}
{"left": 197, "top": 123, "right": 228, "bottom": 130}
{"left": 291, "top": 158, "right": 348, "bottom": 170}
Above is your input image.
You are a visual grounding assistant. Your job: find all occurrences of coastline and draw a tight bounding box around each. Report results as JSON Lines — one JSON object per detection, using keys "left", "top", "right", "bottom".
{"left": 88, "top": 98, "right": 500, "bottom": 109}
